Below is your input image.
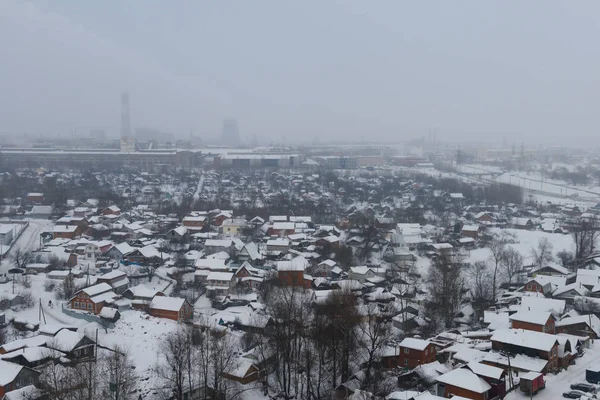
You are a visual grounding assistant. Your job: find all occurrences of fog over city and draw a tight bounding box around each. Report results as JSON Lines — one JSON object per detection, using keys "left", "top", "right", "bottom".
{"left": 2, "top": 0, "right": 600, "bottom": 145}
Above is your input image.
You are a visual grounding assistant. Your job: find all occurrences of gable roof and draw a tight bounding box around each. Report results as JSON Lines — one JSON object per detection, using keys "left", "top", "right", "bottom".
{"left": 491, "top": 329, "right": 558, "bottom": 352}
{"left": 399, "top": 337, "right": 431, "bottom": 351}
{"left": 466, "top": 361, "right": 504, "bottom": 380}
{"left": 509, "top": 311, "right": 554, "bottom": 326}
{"left": 436, "top": 368, "right": 491, "bottom": 393}
{"left": 150, "top": 296, "right": 187, "bottom": 312}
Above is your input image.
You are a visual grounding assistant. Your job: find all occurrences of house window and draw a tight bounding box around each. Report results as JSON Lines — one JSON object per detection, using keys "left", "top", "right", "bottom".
{"left": 74, "top": 302, "right": 79, "bottom": 309}
{"left": 425, "top": 349, "right": 428, "bottom": 355}
{"left": 88, "top": 303, "right": 93, "bottom": 310}
{"left": 404, "top": 359, "right": 408, "bottom": 366}
{"left": 404, "top": 348, "right": 409, "bottom": 354}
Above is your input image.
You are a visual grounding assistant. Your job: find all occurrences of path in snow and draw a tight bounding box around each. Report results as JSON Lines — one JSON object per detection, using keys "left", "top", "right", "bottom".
{"left": 190, "top": 172, "right": 205, "bottom": 208}
{"left": 0, "top": 219, "right": 52, "bottom": 275}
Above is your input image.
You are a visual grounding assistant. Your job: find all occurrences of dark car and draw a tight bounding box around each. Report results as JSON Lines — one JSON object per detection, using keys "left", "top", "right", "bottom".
{"left": 572, "top": 384, "right": 597, "bottom": 393}
{"left": 564, "top": 391, "right": 588, "bottom": 399}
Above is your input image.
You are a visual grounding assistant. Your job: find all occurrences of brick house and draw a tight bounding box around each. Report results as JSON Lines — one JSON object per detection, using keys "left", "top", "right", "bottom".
{"left": 182, "top": 215, "right": 206, "bottom": 228}
{"left": 475, "top": 212, "right": 494, "bottom": 224}
{"left": 490, "top": 329, "right": 559, "bottom": 372}
{"left": 206, "top": 272, "right": 235, "bottom": 296}
{"left": 523, "top": 277, "right": 557, "bottom": 297}
{"left": 277, "top": 257, "right": 311, "bottom": 290}
{"left": 381, "top": 338, "right": 436, "bottom": 369}
{"left": 53, "top": 224, "right": 82, "bottom": 239}
{"left": 149, "top": 296, "right": 193, "bottom": 321}
{"left": 461, "top": 225, "right": 482, "bottom": 239}
{"left": 0, "top": 360, "right": 40, "bottom": 397}
{"left": 26, "top": 193, "right": 44, "bottom": 203}
{"left": 397, "top": 338, "right": 437, "bottom": 369}
{"left": 510, "top": 311, "right": 556, "bottom": 334}
{"left": 69, "top": 283, "right": 117, "bottom": 314}
{"left": 46, "top": 330, "right": 96, "bottom": 363}
{"left": 436, "top": 368, "right": 492, "bottom": 400}
{"left": 467, "top": 362, "right": 507, "bottom": 400}
{"left": 95, "top": 270, "right": 130, "bottom": 294}
{"left": 555, "top": 314, "right": 600, "bottom": 339}
{"left": 123, "top": 286, "right": 165, "bottom": 311}
{"left": 268, "top": 222, "right": 296, "bottom": 236}
{"left": 102, "top": 205, "right": 121, "bottom": 216}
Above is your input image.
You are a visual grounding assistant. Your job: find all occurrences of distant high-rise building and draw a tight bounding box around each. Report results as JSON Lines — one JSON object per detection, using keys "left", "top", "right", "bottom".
{"left": 120, "top": 92, "right": 131, "bottom": 138}
{"left": 120, "top": 92, "right": 137, "bottom": 152}
{"left": 220, "top": 118, "right": 241, "bottom": 146}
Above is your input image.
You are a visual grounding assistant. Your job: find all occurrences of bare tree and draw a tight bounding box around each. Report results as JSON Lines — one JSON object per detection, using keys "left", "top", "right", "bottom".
{"left": 10, "top": 247, "right": 33, "bottom": 270}
{"left": 354, "top": 303, "right": 391, "bottom": 390}
{"left": 426, "top": 253, "right": 465, "bottom": 329}
{"left": 468, "top": 261, "right": 494, "bottom": 324}
{"left": 557, "top": 250, "right": 575, "bottom": 269}
{"left": 531, "top": 237, "right": 554, "bottom": 269}
{"left": 154, "top": 327, "right": 194, "bottom": 400}
{"left": 58, "top": 273, "right": 78, "bottom": 300}
{"left": 264, "top": 286, "right": 311, "bottom": 398}
{"left": 99, "top": 346, "right": 138, "bottom": 400}
{"left": 501, "top": 247, "right": 524, "bottom": 284}
{"left": 573, "top": 218, "right": 600, "bottom": 267}
{"left": 488, "top": 233, "right": 509, "bottom": 301}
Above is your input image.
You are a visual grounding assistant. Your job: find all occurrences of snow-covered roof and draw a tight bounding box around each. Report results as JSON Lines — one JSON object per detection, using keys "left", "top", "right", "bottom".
{"left": 509, "top": 310, "right": 553, "bottom": 325}
{"left": 483, "top": 350, "right": 547, "bottom": 373}
{"left": 277, "top": 256, "right": 308, "bottom": 272}
{"left": 195, "top": 258, "right": 228, "bottom": 271}
{"left": 99, "top": 307, "right": 119, "bottom": 319}
{"left": 520, "top": 296, "right": 565, "bottom": 315}
{"left": 48, "top": 330, "right": 86, "bottom": 352}
{"left": 0, "top": 360, "right": 25, "bottom": 386}
{"left": 0, "top": 336, "right": 48, "bottom": 353}
{"left": 556, "top": 314, "right": 600, "bottom": 336}
{"left": 207, "top": 271, "right": 234, "bottom": 281}
{"left": 1, "top": 347, "right": 64, "bottom": 363}
{"left": 491, "top": 329, "right": 558, "bottom": 352}
{"left": 53, "top": 225, "right": 79, "bottom": 233}
{"left": 205, "top": 239, "right": 233, "bottom": 247}
{"left": 150, "top": 296, "right": 186, "bottom": 311}
{"left": 467, "top": 362, "right": 504, "bottom": 380}
{"left": 267, "top": 238, "right": 289, "bottom": 246}
{"left": 79, "top": 283, "right": 113, "bottom": 297}
{"left": 552, "top": 282, "right": 589, "bottom": 297}
{"left": 98, "top": 270, "right": 127, "bottom": 280}
{"left": 399, "top": 338, "right": 431, "bottom": 351}
{"left": 435, "top": 368, "right": 491, "bottom": 393}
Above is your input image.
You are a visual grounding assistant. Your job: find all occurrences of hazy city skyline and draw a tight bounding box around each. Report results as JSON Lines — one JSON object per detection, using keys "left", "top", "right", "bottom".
{"left": 1, "top": 0, "right": 600, "bottom": 146}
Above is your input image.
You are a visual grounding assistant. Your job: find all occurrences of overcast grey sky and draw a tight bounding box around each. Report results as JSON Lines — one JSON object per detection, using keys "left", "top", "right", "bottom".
{"left": 1, "top": 0, "right": 599, "bottom": 145}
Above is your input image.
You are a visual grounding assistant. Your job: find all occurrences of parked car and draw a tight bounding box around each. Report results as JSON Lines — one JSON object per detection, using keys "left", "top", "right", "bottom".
{"left": 564, "top": 391, "right": 595, "bottom": 399}
{"left": 572, "top": 384, "right": 598, "bottom": 393}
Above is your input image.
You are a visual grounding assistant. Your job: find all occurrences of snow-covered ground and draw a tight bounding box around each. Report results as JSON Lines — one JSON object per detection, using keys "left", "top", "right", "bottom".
{"left": 466, "top": 228, "right": 574, "bottom": 266}
{"left": 0, "top": 219, "right": 52, "bottom": 275}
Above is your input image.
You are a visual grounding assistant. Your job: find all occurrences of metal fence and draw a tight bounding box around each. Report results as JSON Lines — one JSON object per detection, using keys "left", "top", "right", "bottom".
{"left": 61, "top": 304, "right": 114, "bottom": 328}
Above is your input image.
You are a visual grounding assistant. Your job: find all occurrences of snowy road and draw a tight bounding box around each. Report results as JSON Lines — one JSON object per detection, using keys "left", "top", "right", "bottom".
{"left": 190, "top": 172, "right": 205, "bottom": 208}
{"left": 506, "top": 342, "right": 600, "bottom": 400}
{"left": 0, "top": 219, "right": 52, "bottom": 275}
